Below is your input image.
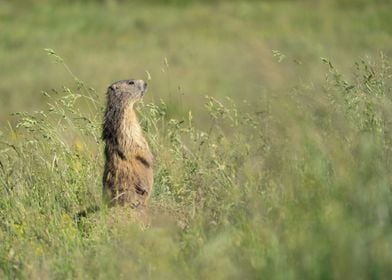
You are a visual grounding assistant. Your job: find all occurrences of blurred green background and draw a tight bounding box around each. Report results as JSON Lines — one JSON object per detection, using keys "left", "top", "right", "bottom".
{"left": 1, "top": 0, "right": 391, "bottom": 120}
{"left": 1, "top": 0, "right": 392, "bottom": 279}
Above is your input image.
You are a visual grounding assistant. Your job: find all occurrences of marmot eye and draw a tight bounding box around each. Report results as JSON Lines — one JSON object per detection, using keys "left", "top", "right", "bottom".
{"left": 128, "top": 81, "right": 135, "bottom": 85}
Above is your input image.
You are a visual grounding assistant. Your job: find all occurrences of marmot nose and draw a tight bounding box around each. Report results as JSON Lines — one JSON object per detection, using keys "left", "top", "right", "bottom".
{"left": 135, "top": 80, "right": 147, "bottom": 91}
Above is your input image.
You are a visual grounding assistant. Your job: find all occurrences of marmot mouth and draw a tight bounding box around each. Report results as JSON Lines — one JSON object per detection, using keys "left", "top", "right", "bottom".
{"left": 142, "top": 82, "right": 148, "bottom": 94}
{"left": 140, "top": 86, "right": 147, "bottom": 97}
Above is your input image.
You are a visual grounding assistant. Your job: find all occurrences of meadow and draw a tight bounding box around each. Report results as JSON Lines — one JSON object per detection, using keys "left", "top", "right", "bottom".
{"left": 0, "top": 0, "right": 392, "bottom": 279}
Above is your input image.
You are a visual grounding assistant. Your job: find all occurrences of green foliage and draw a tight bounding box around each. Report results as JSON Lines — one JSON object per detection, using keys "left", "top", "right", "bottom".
{"left": 0, "top": 51, "right": 392, "bottom": 278}
{"left": 1, "top": 0, "right": 391, "bottom": 120}
{"left": 1, "top": 0, "right": 392, "bottom": 278}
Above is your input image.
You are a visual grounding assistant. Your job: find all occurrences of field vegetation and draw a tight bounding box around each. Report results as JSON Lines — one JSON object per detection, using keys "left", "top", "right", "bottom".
{"left": 0, "top": 0, "right": 392, "bottom": 279}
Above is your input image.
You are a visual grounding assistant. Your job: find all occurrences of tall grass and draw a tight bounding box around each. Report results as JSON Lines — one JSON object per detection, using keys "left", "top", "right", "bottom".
{"left": 0, "top": 51, "right": 391, "bottom": 278}
{"left": 1, "top": 0, "right": 391, "bottom": 121}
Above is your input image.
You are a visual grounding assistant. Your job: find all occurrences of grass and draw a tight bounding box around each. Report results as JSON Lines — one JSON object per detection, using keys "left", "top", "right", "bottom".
{"left": 1, "top": 1, "right": 391, "bottom": 119}
{"left": 1, "top": 0, "right": 392, "bottom": 279}
{"left": 1, "top": 51, "right": 392, "bottom": 279}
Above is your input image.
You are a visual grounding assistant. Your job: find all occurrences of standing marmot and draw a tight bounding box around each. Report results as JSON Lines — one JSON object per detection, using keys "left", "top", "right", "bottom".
{"left": 102, "top": 79, "right": 153, "bottom": 208}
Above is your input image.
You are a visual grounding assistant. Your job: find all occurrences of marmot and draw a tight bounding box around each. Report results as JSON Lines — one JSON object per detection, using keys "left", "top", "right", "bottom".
{"left": 102, "top": 79, "right": 153, "bottom": 208}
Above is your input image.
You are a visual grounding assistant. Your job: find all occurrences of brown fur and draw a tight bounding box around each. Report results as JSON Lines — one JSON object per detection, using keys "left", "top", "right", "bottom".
{"left": 102, "top": 79, "right": 153, "bottom": 208}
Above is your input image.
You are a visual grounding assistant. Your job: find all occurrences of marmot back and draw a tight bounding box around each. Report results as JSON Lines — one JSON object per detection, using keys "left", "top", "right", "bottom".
{"left": 102, "top": 79, "right": 153, "bottom": 208}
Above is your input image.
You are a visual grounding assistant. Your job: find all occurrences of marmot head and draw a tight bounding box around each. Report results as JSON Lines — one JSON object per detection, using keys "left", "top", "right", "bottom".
{"left": 107, "top": 79, "right": 148, "bottom": 105}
